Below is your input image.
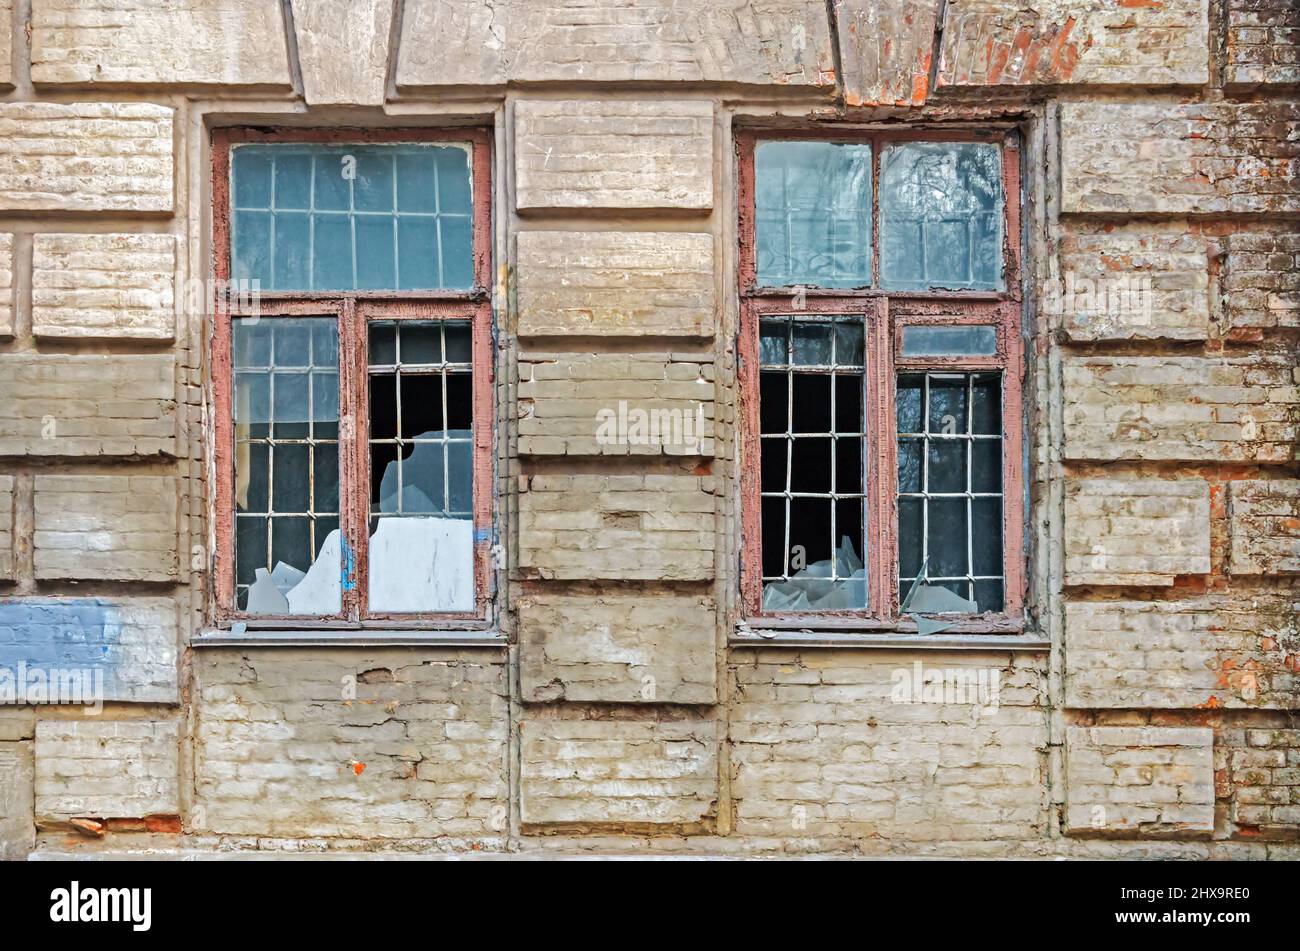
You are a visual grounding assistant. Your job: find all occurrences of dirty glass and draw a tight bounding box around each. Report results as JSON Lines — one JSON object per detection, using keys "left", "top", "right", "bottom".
{"left": 367, "top": 320, "right": 474, "bottom": 612}
{"left": 901, "top": 324, "right": 998, "bottom": 357}
{"left": 755, "top": 141, "right": 872, "bottom": 288}
{"left": 759, "top": 315, "right": 868, "bottom": 611}
{"left": 233, "top": 316, "right": 341, "bottom": 615}
{"left": 879, "top": 142, "right": 1004, "bottom": 291}
{"left": 896, "top": 372, "right": 1003, "bottom": 612}
{"left": 231, "top": 143, "right": 473, "bottom": 292}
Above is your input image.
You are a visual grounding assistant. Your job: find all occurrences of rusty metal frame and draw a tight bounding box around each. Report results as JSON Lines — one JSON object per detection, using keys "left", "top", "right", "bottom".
{"left": 736, "top": 128, "right": 1025, "bottom": 629}
{"left": 212, "top": 127, "right": 494, "bottom": 628}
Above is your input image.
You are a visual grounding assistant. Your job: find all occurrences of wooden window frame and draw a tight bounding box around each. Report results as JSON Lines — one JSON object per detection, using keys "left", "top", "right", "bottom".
{"left": 737, "top": 128, "right": 1025, "bottom": 631}
{"left": 211, "top": 127, "right": 494, "bottom": 628}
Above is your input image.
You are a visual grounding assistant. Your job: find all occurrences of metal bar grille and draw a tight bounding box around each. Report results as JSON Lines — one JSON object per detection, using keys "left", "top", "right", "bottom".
{"left": 896, "top": 370, "right": 1004, "bottom": 611}
{"left": 367, "top": 320, "right": 474, "bottom": 527}
{"left": 758, "top": 313, "right": 868, "bottom": 609}
{"left": 232, "top": 316, "right": 340, "bottom": 611}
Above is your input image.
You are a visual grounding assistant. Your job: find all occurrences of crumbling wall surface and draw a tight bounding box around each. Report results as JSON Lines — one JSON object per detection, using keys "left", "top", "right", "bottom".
{"left": 192, "top": 650, "right": 510, "bottom": 842}
{"left": 0, "top": 0, "right": 1295, "bottom": 860}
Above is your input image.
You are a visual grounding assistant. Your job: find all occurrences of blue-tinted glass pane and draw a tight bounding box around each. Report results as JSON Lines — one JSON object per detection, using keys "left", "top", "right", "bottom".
{"left": 232, "top": 210, "right": 272, "bottom": 287}
{"left": 439, "top": 216, "right": 473, "bottom": 290}
{"left": 880, "top": 142, "right": 1004, "bottom": 291}
{"left": 273, "top": 212, "right": 310, "bottom": 289}
{"left": 233, "top": 150, "right": 272, "bottom": 207}
{"left": 755, "top": 141, "right": 871, "bottom": 288}
{"left": 274, "top": 153, "right": 312, "bottom": 209}
{"left": 312, "top": 214, "right": 353, "bottom": 290}
{"left": 435, "top": 148, "right": 472, "bottom": 215}
{"left": 397, "top": 217, "right": 439, "bottom": 289}
{"left": 231, "top": 143, "right": 473, "bottom": 291}
{"left": 355, "top": 152, "right": 394, "bottom": 212}
{"left": 901, "top": 325, "right": 998, "bottom": 357}
{"left": 313, "top": 153, "right": 350, "bottom": 210}
{"left": 356, "top": 216, "right": 395, "bottom": 289}
{"left": 396, "top": 151, "right": 437, "bottom": 213}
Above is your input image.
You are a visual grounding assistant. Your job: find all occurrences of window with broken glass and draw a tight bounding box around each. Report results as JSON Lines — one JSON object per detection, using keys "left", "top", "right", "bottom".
{"left": 738, "top": 131, "right": 1025, "bottom": 630}
{"left": 212, "top": 129, "right": 493, "bottom": 624}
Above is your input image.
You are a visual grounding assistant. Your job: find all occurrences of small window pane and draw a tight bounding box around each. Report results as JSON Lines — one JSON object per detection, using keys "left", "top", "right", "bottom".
{"left": 897, "top": 371, "right": 1004, "bottom": 615}
{"left": 755, "top": 141, "right": 872, "bottom": 288}
{"left": 230, "top": 143, "right": 474, "bottom": 291}
{"left": 367, "top": 321, "right": 474, "bottom": 613}
{"left": 760, "top": 316, "right": 868, "bottom": 612}
{"left": 902, "top": 324, "right": 998, "bottom": 357}
{"left": 880, "top": 142, "right": 1004, "bottom": 291}
{"left": 233, "top": 316, "right": 341, "bottom": 616}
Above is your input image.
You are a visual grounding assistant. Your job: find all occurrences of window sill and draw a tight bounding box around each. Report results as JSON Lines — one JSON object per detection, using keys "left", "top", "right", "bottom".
{"left": 193, "top": 629, "right": 507, "bottom": 649}
{"left": 733, "top": 621, "right": 1047, "bottom": 651}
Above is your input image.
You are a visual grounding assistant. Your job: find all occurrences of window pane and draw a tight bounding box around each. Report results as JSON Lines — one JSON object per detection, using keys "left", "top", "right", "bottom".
{"left": 880, "top": 142, "right": 1004, "bottom": 291}
{"left": 755, "top": 141, "right": 872, "bottom": 288}
{"left": 367, "top": 320, "right": 474, "bottom": 613}
{"left": 759, "top": 315, "right": 868, "bottom": 611}
{"left": 231, "top": 143, "right": 474, "bottom": 291}
{"left": 901, "top": 324, "right": 998, "bottom": 357}
{"left": 233, "top": 316, "right": 341, "bottom": 616}
{"left": 897, "top": 371, "right": 1004, "bottom": 614}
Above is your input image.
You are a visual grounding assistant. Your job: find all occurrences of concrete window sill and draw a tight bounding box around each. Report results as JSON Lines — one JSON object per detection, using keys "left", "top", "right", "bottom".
{"left": 731, "top": 626, "right": 1049, "bottom": 651}
{"left": 193, "top": 629, "right": 507, "bottom": 649}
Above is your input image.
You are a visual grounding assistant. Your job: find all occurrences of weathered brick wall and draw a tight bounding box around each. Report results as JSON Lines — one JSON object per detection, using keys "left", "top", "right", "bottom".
{"left": 0, "top": 0, "right": 1294, "bottom": 859}
{"left": 1065, "top": 727, "right": 1215, "bottom": 837}
{"left": 1225, "top": 0, "right": 1300, "bottom": 86}
{"left": 35, "top": 719, "right": 180, "bottom": 823}
{"left": 730, "top": 651, "right": 1048, "bottom": 844}
{"left": 193, "top": 650, "right": 509, "bottom": 840}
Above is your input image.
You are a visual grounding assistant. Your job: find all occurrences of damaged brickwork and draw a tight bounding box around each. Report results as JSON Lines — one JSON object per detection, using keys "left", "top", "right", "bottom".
{"left": 0, "top": 0, "right": 1295, "bottom": 860}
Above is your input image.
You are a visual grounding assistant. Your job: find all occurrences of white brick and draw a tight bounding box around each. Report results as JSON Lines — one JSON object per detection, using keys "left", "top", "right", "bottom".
{"left": 1066, "top": 726, "right": 1214, "bottom": 837}
{"left": 1063, "top": 356, "right": 1299, "bottom": 463}
{"left": 0, "top": 233, "right": 12, "bottom": 337}
{"left": 515, "top": 100, "right": 713, "bottom": 211}
{"left": 519, "top": 593, "right": 717, "bottom": 704}
{"left": 0, "top": 476, "right": 13, "bottom": 582}
{"left": 1064, "top": 479, "right": 1211, "bottom": 586}
{"left": 33, "top": 233, "right": 176, "bottom": 340}
{"left": 35, "top": 719, "right": 179, "bottom": 820}
{"left": 31, "top": 0, "right": 291, "bottom": 86}
{"left": 33, "top": 475, "right": 179, "bottom": 582}
{"left": 397, "top": 0, "right": 834, "bottom": 87}
{"left": 1229, "top": 480, "right": 1300, "bottom": 574}
{"left": 938, "top": 0, "right": 1209, "bottom": 87}
{"left": 521, "top": 717, "right": 718, "bottom": 826}
{"left": 516, "top": 232, "right": 716, "bottom": 336}
{"left": 0, "top": 353, "right": 177, "bottom": 457}
{"left": 0, "top": 102, "right": 174, "bottom": 213}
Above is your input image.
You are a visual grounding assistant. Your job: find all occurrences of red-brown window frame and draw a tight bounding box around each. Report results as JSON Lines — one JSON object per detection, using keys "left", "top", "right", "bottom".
{"left": 736, "top": 127, "right": 1025, "bottom": 630}
{"left": 210, "top": 127, "right": 494, "bottom": 627}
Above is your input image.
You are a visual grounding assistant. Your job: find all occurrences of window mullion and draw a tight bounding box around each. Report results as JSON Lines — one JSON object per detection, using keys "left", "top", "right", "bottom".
{"left": 339, "top": 297, "right": 365, "bottom": 622}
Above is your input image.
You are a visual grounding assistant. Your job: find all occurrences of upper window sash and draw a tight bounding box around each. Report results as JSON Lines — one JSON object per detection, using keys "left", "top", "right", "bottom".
{"left": 739, "top": 130, "right": 1020, "bottom": 298}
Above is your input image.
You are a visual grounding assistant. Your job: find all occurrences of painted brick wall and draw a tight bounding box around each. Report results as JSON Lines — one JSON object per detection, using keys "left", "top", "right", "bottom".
{"left": 729, "top": 651, "right": 1048, "bottom": 842}
{"left": 32, "top": 233, "right": 176, "bottom": 340}
{"left": 0, "top": 0, "right": 1292, "bottom": 859}
{"left": 0, "top": 102, "right": 174, "bottom": 212}
{"left": 1065, "top": 727, "right": 1215, "bottom": 837}
{"left": 193, "top": 650, "right": 510, "bottom": 840}
{"left": 0, "top": 353, "right": 177, "bottom": 457}
{"left": 518, "top": 472, "right": 716, "bottom": 581}
{"left": 518, "top": 350, "right": 715, "bottom": 456}
{"left": 34, "top": 719, "right": 180, "bottom": 822}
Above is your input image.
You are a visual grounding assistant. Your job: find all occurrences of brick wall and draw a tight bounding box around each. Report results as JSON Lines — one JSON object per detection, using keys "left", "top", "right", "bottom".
{"left": 0, "top": 0, "right": 1294, "bottom": 859}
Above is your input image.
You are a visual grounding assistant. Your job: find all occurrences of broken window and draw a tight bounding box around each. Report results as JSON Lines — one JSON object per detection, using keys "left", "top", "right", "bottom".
{"left": 740, "top": 130, "right": 1023, "bottom": 627}
{"left": 214, "top": 129, "right": 493, "bottom": 624}
{"left": 758, "top": 314, "right": 867, "bottom": 611}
